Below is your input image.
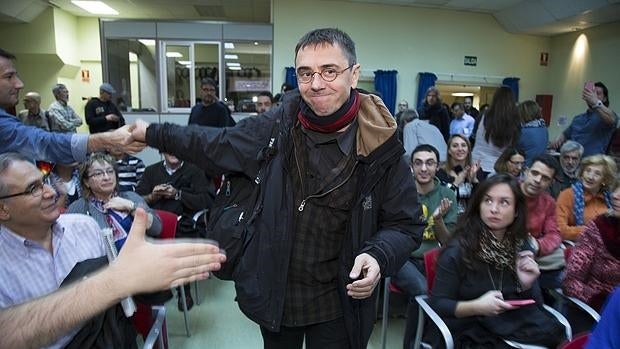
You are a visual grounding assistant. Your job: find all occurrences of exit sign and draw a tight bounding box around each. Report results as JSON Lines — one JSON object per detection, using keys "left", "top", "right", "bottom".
{"left": 464, "top": 56, "right": 477, "bottom": 66}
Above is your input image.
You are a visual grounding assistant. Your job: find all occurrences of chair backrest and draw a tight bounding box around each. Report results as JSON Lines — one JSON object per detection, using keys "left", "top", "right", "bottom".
{"left": 423, "top": 247, "right": 442, "bottom": 294}
{"left": 156, "top": 210, "right": 178, "bottom": 240}
{"left": 559, "top": 332, "right": 590, "bottom": 349}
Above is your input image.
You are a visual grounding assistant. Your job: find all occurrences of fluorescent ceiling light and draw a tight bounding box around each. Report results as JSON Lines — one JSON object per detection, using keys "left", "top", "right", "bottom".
{"left": 178, "top": 60, "right": 191, "bottom": 65}
{"left": 224, "top": 54, "right": 238, "bottom": 60}
{"left": 224, "top": 42, "right": 235, "bottom": 49}
{"left": 166, "top": 52, "right": 183, "bottom": 58}
{"left": 139, "top": 39, "right": 155, "bottom": 46}
{"left": 228, "top": 66, "right": 242, "bottom": 71}
{"left": 451, "top": 92, "right": 474, "bottom": 97}
{"left": 72, "top": 1, "right": 118, "bottom": 15}
{"left": 226, "top": 62, "right": 241, "bottom": 67}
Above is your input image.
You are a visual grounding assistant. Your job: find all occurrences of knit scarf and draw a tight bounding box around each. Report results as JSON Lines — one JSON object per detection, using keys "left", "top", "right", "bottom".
{"left": 477, "top": 228, "right": 521, "bottom": 273}
{"left": 297, "top": 89, "right": 360, "bottom": 133}
{"left": 595, "top": 214, "right": 620, "bottom": 259}
{"left": 572, "top": 181, "right": 613, "bottom": 225}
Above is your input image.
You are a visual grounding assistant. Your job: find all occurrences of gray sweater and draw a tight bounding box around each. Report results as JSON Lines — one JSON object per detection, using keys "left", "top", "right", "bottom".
{"left": 66, "top": 191, "right": 162, "bottom": 238}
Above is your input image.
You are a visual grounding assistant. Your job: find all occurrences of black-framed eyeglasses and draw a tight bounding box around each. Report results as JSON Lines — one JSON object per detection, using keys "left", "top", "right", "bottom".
{"left": 0, "top": 178, "right": 46, "bottom": 200}
{"left": 412, "top": 160, "right": 438, "bottom": 168}
{"left": 296, "top": 65, "right": 354, "bottom": 84}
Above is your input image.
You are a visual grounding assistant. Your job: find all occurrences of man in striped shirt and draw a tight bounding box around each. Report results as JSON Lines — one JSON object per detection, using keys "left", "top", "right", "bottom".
{"left": 110, "top": 148, "right": 145, "bottom": 192}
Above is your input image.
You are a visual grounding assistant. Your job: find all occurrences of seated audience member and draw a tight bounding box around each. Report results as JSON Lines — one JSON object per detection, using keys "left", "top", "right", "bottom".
{"left": 551, "top": 81, "right": 618, "bottom": 157}
{"left": 449, "top": 102, "right": 475, "bottom": 139}
{"left": 395, "top": 99, "right": 408, "bottom": 124}
{"left": 520, "top": 155, "right": 564, "bottom": 290}
{"left": 136, "top": 152, "right": 212, "bottom": 311}
{"left": 549, "top": 140, "right": 584, "bottom": 198}
{"left": 0, "top": 153, "right": 135, "bottom": 348}
{"left": 436, "top": 134, "right": 482, "bottom": 214}
{"left": 47, "top": 83, "right": 83, "bottom": 133}
{"left": 563, "top": 179, "right": 620, "bottom": 311}
{"left": 66, "top": 152, "right": 161, "bottom": 250}
{"left": 84, "top": 83, "right": 126, "bottom": 134}
{"left": 52, "top": 163, "right": 82, "bottom": 209}
{"left": 430, "top": 174, "right": 565, "bottom": 348}
{"left": 556, "top": 154, "right": 616, "bottom": 241}
{"left": 586, "top": 286, "right": 620, "bottom": 348}
{"left": 17, "top": 92, "right": 50, "bottom": 131}
{"left": 417, "top": 86, "right": 450, "bottom": 142}
{"left": 393, "top": 144, "right": 457, "bottom": 349}
{"left": 493, "top": 147, "right": 526, "bottom": 179}
{"left": 109, "top": 148, "right": 145, "bottom": 192}
{"left": 255, "top": 91, "right": 273, "bottom": 114}
{"left": 402, "top": 109, "right": 447, "bottom": 162}
{"left": 517, "top": 100, "right": 548, "bottom": 167}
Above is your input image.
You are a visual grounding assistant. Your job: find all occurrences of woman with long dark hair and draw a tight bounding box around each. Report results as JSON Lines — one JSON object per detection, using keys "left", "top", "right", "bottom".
{"left": 430, "top": 174, "right": 564, "bottom": 348}
{"left": 472, "top": 87, "right": 521, "bottom": 176}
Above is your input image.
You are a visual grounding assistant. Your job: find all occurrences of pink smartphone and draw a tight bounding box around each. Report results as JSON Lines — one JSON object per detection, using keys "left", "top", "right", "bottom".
{"left": 506, "top": 299, "right": 536, "bottom": 307}
{"left": 584, "top": 81, "right": 595, "bottom": 92}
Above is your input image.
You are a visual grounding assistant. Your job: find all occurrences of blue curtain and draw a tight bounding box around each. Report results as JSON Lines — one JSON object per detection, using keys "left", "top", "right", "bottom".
{"left": 374, "top": 70, "right": 398, "bottom": 114}
{"left": 417, "top": 72, "right": 437, "bottom": 108}
{"left": 285, "top": 67, "right": 298, "bottom": 90}
{"left": 502, "top": 77, "right": 520, "bottom": 101}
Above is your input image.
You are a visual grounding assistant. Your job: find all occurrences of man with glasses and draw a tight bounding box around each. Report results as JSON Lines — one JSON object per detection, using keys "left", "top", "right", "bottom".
{"left": 188, "top": 77, "right": 235, "bottom": 128}
{"left": 393, "top": 144, "right": 456, "bottom": 349}
{"left": 519, "top": 154, "right": 564, "bottom": 290}
{"left": 395, "top": 99, "right": 408, "bottom": 123}
{"left": 549, "top": 140, "right": 584, "bottom": 198}
{"left": 130, "top": 28, "right": 423, "bottom": 349}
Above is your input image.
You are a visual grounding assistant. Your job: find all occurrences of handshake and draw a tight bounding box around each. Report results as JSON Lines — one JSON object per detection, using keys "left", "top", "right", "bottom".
{"left": 97, "top": 119, "right": 151, "bottom": 155}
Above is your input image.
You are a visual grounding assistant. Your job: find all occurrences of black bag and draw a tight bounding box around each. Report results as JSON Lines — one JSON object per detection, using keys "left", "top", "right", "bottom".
{"left": 205, "top": 120, "right": 279, "bottom": 280}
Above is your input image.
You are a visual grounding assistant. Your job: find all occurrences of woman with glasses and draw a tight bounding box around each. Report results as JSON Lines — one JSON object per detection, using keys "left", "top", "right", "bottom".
{"left": 437, "top": 134, "right": 483, "bottom": 214}
{"left": 556, "top": 154, "right": 617, "bottom": 242}
{"left": 494, "top": 147, "right": 526, "bottom": 179}
{"left": 66, "top": 152, "right": 161, "bottom": 250}
{"left": 429, "top": 174, "right": 565, "bottom": 348}
{"left": 563, "top": 178, "right": 620, "bottom": 311}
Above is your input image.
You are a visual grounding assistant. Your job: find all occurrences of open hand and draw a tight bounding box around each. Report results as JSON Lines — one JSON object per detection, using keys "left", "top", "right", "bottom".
{"left": 346, "top": 253, "right": 381, "bottom": 299}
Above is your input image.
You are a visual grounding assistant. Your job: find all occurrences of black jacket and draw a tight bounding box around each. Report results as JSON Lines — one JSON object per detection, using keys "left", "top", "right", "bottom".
{"left": 84, "top": 97, "right": 126, "bottom": 133}
{"left": 146, "top": 90, "right": 424, "bottom": 348}
{"left": 417, "top": 103, "right": 451, "bottom": 142}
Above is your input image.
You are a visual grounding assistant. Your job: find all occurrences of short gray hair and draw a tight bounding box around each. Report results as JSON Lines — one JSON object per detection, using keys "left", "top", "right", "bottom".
{"left": 295, "top": 28, "right": 357, "bottom": 66}
{"left": 52, "top": 84, "right": 67, "bottom": 99}
{"left": 560, "top": 140, "right": 584, "bottom": 157}
{"left": 0, "top": 152, "right": 33, "bottom": 198}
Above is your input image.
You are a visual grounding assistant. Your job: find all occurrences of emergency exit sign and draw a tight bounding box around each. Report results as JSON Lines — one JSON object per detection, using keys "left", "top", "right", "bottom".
{"left": 464, "top": 56, "right": 477, "bottom": 66}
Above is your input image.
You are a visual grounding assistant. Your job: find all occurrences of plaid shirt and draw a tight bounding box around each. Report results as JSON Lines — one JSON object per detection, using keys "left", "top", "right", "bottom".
{"left": 282, "top": 123, "right": 359, "bottom": 326}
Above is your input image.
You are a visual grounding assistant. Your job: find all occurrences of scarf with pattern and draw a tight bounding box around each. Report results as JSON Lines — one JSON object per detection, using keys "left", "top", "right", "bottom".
{"left": 478, "top": 228, "right": 521, "bottom": 273}
{"left": 572, "top": 180, "right": 612, "bottom": 225}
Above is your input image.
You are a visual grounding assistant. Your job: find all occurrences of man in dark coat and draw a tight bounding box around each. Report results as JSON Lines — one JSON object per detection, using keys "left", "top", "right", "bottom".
{"left": 417, "top": 86, "right": 451, "bottom": 142}
{"left": 131, "top": 28, "right": 423, "bottom": 349}
{"left": 188, "top": 78, "right": 235, "bottom": 127}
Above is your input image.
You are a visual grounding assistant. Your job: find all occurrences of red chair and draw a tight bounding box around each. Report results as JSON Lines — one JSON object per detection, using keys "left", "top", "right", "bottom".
{"left": 558, "top": 332, "right": 590, "bottom": 349}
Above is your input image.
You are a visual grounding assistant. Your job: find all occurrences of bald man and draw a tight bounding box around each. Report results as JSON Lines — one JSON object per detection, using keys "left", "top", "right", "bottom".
{"left": 18, "top": 92, "right": 50, "bottom": 131}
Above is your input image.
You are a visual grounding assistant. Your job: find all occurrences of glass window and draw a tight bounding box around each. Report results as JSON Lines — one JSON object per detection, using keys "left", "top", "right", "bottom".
{"left": 105, "top": 39, "right": 158, "bottom": 112}
{"left": 194, "top": 43, "right": 221, "bottom": 103}
{"left": 223, "top": 41, "right": 272, "bottom": 113}
{"left": 164, "top": 44, "right": 191, "bottom": 109}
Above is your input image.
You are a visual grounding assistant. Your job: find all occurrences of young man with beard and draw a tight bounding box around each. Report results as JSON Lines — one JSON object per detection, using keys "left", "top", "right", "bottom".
{"left": 130, "top": 28, "right": 424, "bottom": 349}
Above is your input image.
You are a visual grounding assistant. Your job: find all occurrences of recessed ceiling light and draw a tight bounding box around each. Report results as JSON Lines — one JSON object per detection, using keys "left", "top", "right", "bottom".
{"left": 253, "top": 42, "right": 259, "bottom": 46}
{"left": 178, "top": 60, "right": 191, "bottom": 65}
{"left": 228, "top": 66, "right": 242, "bottom": 71}
{"left": 166, "top": 52, "right": 183, "bottom": 58}
{"left": 225, "top": 54, "right": 238, "bottom": 60}
{"left": 139, "top": 39, "right": 155, "bottom": 46}
{"left": 226, "top": 62, "right": 240, "bottom": 67}
{"left": 72, "top": 1, "right": 118, "bottom": 15}
{"left": 451, "top": 92, "right": 474, "bottom": 97}
{"left": 224, "top": 43, "right": 235, "bottom": 49}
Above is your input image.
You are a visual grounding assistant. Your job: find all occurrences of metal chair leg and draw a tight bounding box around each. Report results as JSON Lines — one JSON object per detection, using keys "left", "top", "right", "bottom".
{"left": 380, "top": 277, "right": 390, "bottom": 349}
{"left": 179, "top": 286, "right": 191, "bottom": 337}
{"left": 194, "top": 281, "right": 200, "bottom": 306}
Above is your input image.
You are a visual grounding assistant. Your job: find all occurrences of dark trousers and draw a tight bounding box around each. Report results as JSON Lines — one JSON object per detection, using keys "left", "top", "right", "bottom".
{"left": 260, "top": 317, "right": 350, "bottom": 349}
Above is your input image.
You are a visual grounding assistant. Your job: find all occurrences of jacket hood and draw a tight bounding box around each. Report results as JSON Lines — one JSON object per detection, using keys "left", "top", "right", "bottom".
{"left": 356, "top": 93, "right": 397, "bottom": 157}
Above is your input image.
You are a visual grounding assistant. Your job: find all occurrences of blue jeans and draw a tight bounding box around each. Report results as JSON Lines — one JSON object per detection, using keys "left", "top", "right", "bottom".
{"left": 392, "top": 258, "right": 427, "bottom": 349}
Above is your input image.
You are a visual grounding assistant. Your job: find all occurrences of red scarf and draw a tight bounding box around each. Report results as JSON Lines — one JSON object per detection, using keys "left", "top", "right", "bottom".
{"left": 297, "top": 89, "right": 360, "bottom": 133}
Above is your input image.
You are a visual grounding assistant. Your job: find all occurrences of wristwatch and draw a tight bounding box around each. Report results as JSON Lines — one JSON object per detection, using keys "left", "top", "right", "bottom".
{"left": 594, "top": 100, "right": 604, "bottom": 108}
{"left": 175, "top": 190, "right": 181, "bottom": 201}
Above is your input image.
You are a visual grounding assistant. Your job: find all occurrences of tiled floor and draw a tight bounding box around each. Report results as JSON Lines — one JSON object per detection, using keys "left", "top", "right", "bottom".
{"left": 162, "top": 277, "right": 407, "bottom": 348}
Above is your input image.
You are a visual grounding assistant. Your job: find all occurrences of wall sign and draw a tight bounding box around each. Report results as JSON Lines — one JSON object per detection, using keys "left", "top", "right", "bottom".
{"left": 464, "top": 56, "right": 477, "bottom": 66}
{"left": 540, "top": 52, "right": 549, "bottom": 66}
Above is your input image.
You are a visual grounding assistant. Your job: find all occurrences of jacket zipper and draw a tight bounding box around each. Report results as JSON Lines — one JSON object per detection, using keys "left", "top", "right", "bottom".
{"left": 294, "top": 150, "right": 359, "bottom": 212}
